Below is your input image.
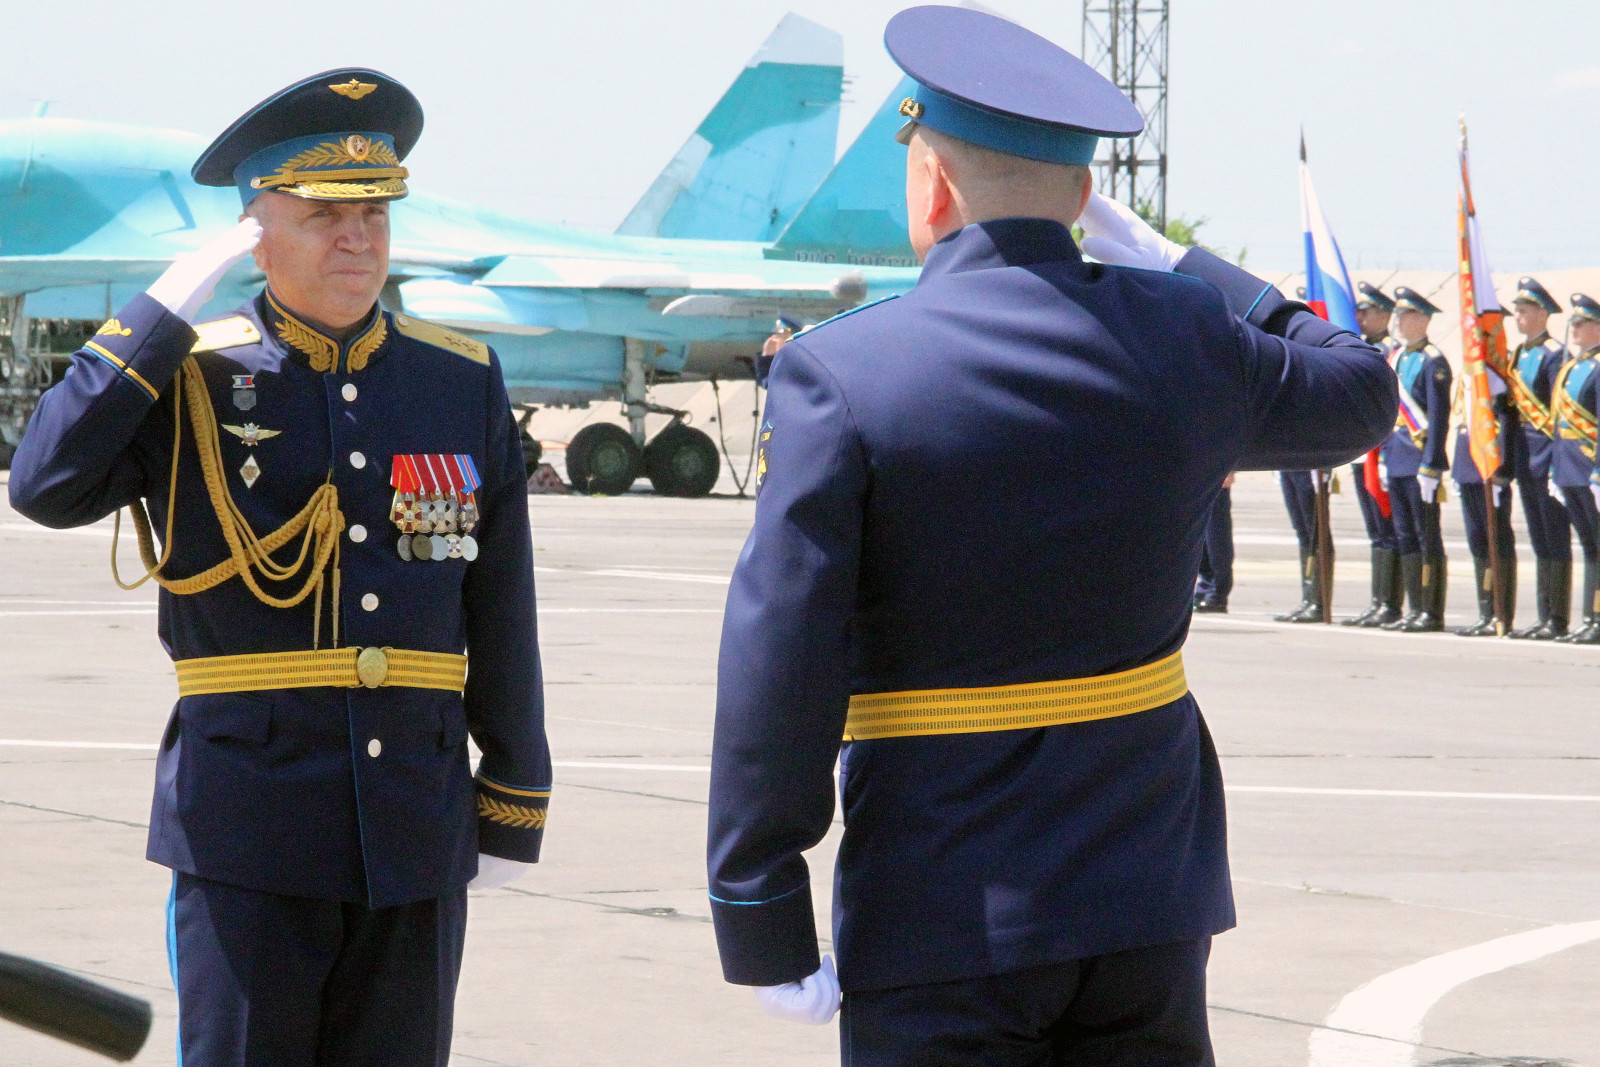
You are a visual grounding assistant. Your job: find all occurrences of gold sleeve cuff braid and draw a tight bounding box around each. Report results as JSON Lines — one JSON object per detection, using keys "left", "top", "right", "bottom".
{"left": 475, "top": 775, "right": 550, "bottom": 830}
{"left": 844, "top": 650, "right": 1187, "bottom": 741}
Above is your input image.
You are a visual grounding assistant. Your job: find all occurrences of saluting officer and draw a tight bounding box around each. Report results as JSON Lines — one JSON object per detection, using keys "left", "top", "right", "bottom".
{"left": 1449, "top": 353, "right": 1517, "bottom": 635}
{"left": 8, "top": 70, "right": 550, "bottom": 1064}
{"left": 705, "top": 9, "right": 1397, "bottom": 1064}
{"left": 1343, "top": 282, "right": 1404, "bottom": 626}
{"left": 1504, "top": 278, "right": 1574, "bottom": 639}
{"left": 1551, "top": 294, "right": 1600, "bottom": 643}
{"left": 1380, "top": 288, "right": 1453, "bottom": 632}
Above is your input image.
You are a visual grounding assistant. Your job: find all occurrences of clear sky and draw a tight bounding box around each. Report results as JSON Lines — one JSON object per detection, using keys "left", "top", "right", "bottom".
{"left": 5, "top": 0, "right": 1595, "bottom": 271}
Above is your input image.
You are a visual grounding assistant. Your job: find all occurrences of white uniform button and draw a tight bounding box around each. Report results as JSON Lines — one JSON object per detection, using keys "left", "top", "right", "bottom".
{"left": 341, "top": 383, "right": 358, "bottom": 402}
{"left": 367, "top": 738, "right": 382, "bottom": 758}
{"left": 361, "top": 593, "right": 379, "bottom": 612}
{"left": 349, "top": 524, "right": 368, "bottom": 543}
{"left": 349, "top": 450, "right": 366, "bottom": 469}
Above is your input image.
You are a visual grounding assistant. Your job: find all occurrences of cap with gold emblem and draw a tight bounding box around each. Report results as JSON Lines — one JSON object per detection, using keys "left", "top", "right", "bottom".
{"left": 192, "top": 67, "right": 424, "bottom": 206}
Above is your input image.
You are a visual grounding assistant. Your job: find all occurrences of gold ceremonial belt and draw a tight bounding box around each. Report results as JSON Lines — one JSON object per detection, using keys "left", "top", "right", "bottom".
{"left": 175, "top": 647, "right": 467, "bottom": 697}
{"left": 843, "top": 651, "right": 1187, "bottom": 741}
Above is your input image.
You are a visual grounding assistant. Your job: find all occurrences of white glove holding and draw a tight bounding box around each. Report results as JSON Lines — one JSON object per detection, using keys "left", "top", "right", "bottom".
{"left": 467, "top": 853, "right": 533, "bottom": 890}
{"left": 1492, "top": 483, "right": 1505, "bottom": 507}
{"left": 146, "top": 218, "right": 262, "bottom": 324}
{"left": 1077, "top": 193, "right": 1185, "bottom": 272}
{"left": 1418, "top": 474, "right": 1440, "bottom": 503}
{"left": 755, "top": 955, "right": 840, "bottom": 1025}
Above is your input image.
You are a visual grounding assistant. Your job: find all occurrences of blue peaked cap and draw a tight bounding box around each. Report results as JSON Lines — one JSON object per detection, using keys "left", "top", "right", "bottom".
{"left": 885, "top": 6, "right": 1142, "bottom": 166}
{"left": 1513, "top": 276, "right": 1561, "bottom": 315}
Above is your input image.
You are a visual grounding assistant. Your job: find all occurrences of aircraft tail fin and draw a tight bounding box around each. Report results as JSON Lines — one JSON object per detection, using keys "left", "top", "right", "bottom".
{"left": 615, "top": 14, "right": 842, "bottom": 243}
{"left": 764, "top": 77, "right": 917, "bottom": 266}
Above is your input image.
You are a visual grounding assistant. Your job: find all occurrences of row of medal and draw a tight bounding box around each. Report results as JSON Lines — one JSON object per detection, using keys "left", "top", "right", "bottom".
{"left": 390, "top": 454, "right": 483, "bottom": 562}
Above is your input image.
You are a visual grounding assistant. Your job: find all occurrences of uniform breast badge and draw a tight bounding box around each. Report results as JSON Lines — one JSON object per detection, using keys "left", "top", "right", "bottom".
{"left": 222, "top": 422, "right": 281, "bottom": 489}
{"left": 231, "top": 374, "right": 257, "bottom": 411}
{"left": 390, "top": 454, "right": 482, "bottom": 561}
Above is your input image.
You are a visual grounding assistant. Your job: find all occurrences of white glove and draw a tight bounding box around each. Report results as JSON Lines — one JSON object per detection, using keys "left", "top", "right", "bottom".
{"left": 467, "top": 853, "right": 532, "bottom": 890}
{"left": 146, "top": 218, "right": 262, "bottom": 324}
{"left": 1492, "top": 483, "right": 1505, "bottom": 507}
{"left": 1077, "top": 193, "right": 1185, "bottom": 272}
{"left": 1551, "top": 479, "right": 1565, "bottom": 501}
{"left": 1591, "top": 483, "right": 1600, "bottom": 512}
{"left": 1418, "top": 474, "right": 1440, "bottom": 503}
{"left": 755, "top": 955, "right": 840, "bottom": 1025}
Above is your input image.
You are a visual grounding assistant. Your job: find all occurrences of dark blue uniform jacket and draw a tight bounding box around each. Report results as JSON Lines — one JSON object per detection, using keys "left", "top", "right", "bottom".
{"left": 708, "top": 220, "right": 1397, "bottom": 993}
{"left": 1382, "top": 343, "right": 1452, "bottom": 479}
{"left": 1512, "top": 337, "right": 1568, "bottom": 481}
{"left": 1552, "top": 351, "right": 1600, "bottom": 490}
{"left": 1451, "top": 377, "right": 1517, "bottom": 486}
{"left": 10, "top": 291, "right": 549, "bottom": 908}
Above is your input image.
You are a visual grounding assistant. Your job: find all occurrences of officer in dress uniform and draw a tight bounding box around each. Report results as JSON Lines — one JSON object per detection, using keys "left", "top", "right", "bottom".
{"left": 8, "top": 70, "right": 550, "bottom": 1065}
{"left": 1449, "top": 357, "right": 1517, "bottom": 635}
{"left": 1343, "top": 283, "right": 1404, "bottom": 626}
{"left": 1503, "top": 278, "right": 1573, "bottom": 639}
{"left": 705, "top": 9, "right": 1397, "bottom": 1064}
{"left": 1551, "top": 294, "right": 1600, "bottom": 643}
{"left": 1380, "top": 288, "right": 1453, "bottom": 632}
{"left": 1193, "top": 473, "right": 1235, "bottom": 613}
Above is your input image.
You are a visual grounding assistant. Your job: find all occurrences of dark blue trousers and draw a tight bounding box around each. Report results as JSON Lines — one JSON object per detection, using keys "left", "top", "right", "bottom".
{"left": 1279, "top": 471, "right": 1315, "bottom": 551}
{"left": 1559, "top": 487, "right": 1600, "bottom": 562}
{"left": 840, "top": 938, "right": 1213, "bottom": 1067}
{"left": 1457, "top": 482, "right": 1515, "bottom": 560}
{"left": 1351, "top": 461, "right": 1396, "bottom": 551}
{"left": 168, "top": 873, "right": 467, "bottom": 1066}
{"left": 1517, "top": 472, "right": 1572, "bottom": 562}
{"left": 1388, "top": 476, "right": 1445, "bottom": 557}
{"left": 1195, "top": 489, "right": 1233, "bottom": 600}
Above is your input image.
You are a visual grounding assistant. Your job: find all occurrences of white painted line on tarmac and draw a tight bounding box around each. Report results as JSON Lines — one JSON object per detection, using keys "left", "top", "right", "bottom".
{"left": 1228, "top": 785, "right": 1600, "bottom": 802}
{"left": 0, "top": 522, "right": 115, "bottom": 538}
{"left": 0, "top": 609, "right": 157, "bottom": 617}
{"left": 553, "top": 761, "right": 711, "bottom": 773}
{"left": 538, "top": 607, "right": 722, "bottom": 614}
{"left": 1308, "top": 920, "right": 1600, "bottom": 1067}
{"left": 0, "top": 739, "right": 159, "bottom": 751}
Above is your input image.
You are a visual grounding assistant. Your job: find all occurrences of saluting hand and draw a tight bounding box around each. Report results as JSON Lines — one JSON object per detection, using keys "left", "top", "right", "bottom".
{"left": 1077, "top": 193, "right": 1186, "bottom": 273}
{"left": 146, "top": 218, "right": 263, "bottom": 324}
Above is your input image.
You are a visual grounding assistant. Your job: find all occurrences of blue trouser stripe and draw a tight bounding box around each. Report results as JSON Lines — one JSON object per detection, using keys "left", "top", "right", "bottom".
{"left": 167, "top": 874, "right": 182, "bottom": 1067}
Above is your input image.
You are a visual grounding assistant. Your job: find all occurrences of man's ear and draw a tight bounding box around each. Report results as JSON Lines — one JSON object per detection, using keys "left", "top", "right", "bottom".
{"left": 922, "top": 151, "right": 953, "bottom": 230}
{"left": 1074, "top": 167, "right": 1093, "bottom": 220}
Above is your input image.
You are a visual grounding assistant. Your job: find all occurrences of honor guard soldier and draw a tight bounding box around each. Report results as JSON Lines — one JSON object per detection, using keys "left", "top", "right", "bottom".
{"left": 8, "top": 70, "right": 550, "bottom": 1064}
{"left": 1380, "top": 288, "right": 1453, "bottom": 632}
{"left": 706, "top": 9, "right": 1397, "bottom": 1065}
{"left": 1504, "top": 278, "right": 1574, "bottom": 638}
{"left": 1343, "top": 282, "right": 1404, "bottom": 626}
{"left": 1274, "top": 468, "right": 1325, "bottom": 622}
{"left": 1551, "top": 294, "right": 1600, "bottom": 643}
{"left": 1193, "top": 473, "right": 1235, "bottom": 613}
{"left": 1449, "top": 356, "right": 1517, "bottom": 635}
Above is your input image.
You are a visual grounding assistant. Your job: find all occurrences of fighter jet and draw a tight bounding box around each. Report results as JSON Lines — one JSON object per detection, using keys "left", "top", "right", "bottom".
{"left": 0, "top": 14, "right": 921, "bottom": 495}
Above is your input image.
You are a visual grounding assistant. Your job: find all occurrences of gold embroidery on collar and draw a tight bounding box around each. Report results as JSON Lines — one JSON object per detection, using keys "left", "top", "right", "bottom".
{"left": 267, "top": 293, "right": 337, "bottom": 373}
{"left": 346, "top": 316, "right": 387, "bottom": 372}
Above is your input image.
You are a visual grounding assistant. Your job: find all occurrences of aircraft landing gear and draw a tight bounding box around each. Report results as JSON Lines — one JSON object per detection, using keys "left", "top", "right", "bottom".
{"left": 566, "top": 423, "right": 642, "bottom": 495}
{"left": 644, "top": 423, "right": 720, "bottom": 498}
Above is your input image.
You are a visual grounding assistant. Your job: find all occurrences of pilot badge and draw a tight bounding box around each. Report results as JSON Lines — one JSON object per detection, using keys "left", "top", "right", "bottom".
{"left": 231, "top": 374, "right": 257, "bottom": 411}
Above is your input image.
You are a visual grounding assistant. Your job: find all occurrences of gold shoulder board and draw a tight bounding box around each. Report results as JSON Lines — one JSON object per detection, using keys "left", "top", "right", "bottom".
{"left": 191, "top": 317, "right": 262, "bottom": 353}
{"left": 392, "top": 314, "right": 490, "bottom": 366}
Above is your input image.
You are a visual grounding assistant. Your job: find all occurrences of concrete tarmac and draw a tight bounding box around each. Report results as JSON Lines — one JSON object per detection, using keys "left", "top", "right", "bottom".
{"left": 0, "top": 468, "right": 1596, "bottom": 1066}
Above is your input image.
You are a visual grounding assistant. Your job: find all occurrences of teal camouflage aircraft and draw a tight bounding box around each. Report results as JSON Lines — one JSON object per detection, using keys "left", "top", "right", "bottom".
{"left": 0, "top": 14, "right": 921, "bottom": 495}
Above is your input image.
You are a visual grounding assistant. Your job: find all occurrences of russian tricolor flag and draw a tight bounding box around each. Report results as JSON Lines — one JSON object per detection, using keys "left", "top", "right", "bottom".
{"left": 1299, "top": 134, "right": 1358, "bottom": 333}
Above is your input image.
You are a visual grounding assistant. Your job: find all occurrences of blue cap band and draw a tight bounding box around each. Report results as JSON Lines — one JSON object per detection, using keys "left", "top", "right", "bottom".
{"left": 908, "top": 84, "right": 1099, "bottom": 166}
{"left": 233, "top": 130, "right": 407, "bottom": 206}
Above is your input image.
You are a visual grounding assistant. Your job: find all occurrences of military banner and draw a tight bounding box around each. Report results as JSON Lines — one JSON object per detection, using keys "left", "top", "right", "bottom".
{"left": 1456, "top": 118, "right": 1510, "bottom": 483}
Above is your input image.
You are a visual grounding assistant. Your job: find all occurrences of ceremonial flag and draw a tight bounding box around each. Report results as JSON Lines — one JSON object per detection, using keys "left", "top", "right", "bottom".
{"left": 1457, "top": 118, "right": 1511, "bottom": 482}
{"left": 1299, "top": 133, "right": 1359, "bottom": 334}
{"left": 1299, "top": 134, "right": 1389, "bottom": 518}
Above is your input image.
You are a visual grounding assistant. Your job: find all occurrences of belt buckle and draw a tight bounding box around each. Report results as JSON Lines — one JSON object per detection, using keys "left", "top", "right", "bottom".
{"left": 356, "top": 647, "right": 389, "bottom": 688}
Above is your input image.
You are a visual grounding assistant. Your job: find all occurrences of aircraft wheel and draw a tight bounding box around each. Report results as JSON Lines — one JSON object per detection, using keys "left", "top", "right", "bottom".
{"left": 566, "top": 424, "right": 640, "bottom": 495}
{"left": 520, "top": 430, "right": 543, "bottom": 478}
{"left": 644, "top": 425, "right": 721, "bottom": 498}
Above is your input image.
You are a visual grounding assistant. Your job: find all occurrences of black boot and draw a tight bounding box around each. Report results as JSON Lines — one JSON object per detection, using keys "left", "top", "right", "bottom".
{"left": 1193, "top": 595, "right": 1228, "bottom": 613}
{"left": 1275, "top": 549, "right": 1319, "bottom": 622}
{"left": 1500, "top": 559, "right": 1517, "bottom": 634}
{"left": 1546, "top": 559, "right": 1573, "bottom": 639}
{"left": 1344, "top": 547, "right": 1391, "bottom": 626}
{"left": 1559, "top": 560, "right": 1600, "bottom": 643}
{"left": 1456, "top": 558, "right": 1497, "bottom": 636}
{"left": 1399, "top": 555, "right": 1447, "bottom": 633}
{"left": 1508, "top": 559, "right": 1554, "bottom": 639}
{"left": 1365, "top": 548, "right": 1404, "bottom": 627}
{"left": 1383, "top": 554, "right": 1425, "bottom": 630}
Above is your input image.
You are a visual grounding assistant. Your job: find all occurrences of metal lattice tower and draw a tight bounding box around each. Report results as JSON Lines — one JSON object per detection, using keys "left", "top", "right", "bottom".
{"left": 1081, "top": 0, "right": 1170, "bottom": 231}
